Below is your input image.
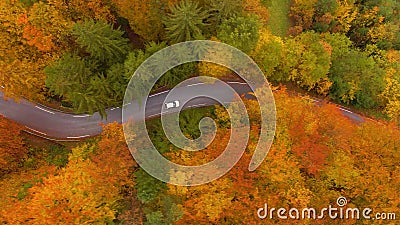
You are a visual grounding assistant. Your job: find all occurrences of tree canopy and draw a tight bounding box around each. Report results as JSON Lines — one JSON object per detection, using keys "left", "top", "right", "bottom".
{"left": 163, "top": 0, "right": 210, "bottom": 44}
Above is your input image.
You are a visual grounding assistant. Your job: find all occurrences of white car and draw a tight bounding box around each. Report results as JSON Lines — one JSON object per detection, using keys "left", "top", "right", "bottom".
{"left": 165, "top": 100, "right": 180, "bottom": 109}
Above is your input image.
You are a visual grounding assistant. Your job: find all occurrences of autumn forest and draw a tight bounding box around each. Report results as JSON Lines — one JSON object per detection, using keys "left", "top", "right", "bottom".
{"left": 0, "top": 0, "right": 400, "bottom": 224}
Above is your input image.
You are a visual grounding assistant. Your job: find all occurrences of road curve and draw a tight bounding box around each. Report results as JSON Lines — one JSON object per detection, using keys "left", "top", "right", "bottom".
{"left": 0, "top": 81, "right": 252, "bottom": 140}
{"left": 0, "top": 81, "right": 364, "bottom": 141}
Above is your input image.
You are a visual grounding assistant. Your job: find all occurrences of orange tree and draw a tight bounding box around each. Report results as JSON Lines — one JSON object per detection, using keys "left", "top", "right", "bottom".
{"left": 0, "top": 116, "right": 26, "bottom": 177}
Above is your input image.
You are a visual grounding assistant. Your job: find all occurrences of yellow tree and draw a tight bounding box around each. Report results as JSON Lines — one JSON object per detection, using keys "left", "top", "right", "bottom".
{"left": 93, "top": 123, "right": 137, "bottom": 186}
{"left": 243, "top": 0, "right": 269, "bottom": 25}
{"left": 48, "top": 0, "right": 115, "bottom": 22}
{"left": 165, "top": 123, "right": 234, "bottom": 223}
{"left": 26, "top": 159, "right": 119, "bottom": 224}
{"left": 171, "top": 177, "right": 233, "bottom": 224}
{"left": 250, "top": 29, "right": 284, "bottom": 79}
{"left": 379, "top": 50, "right": 400, "bottom": 121}
{"left": 0, "top": 1, "right": 73, "bottom": 101}
{"left": 0, "top": 165, "right": 59, "bottom": 224}
{"left": 1, "top": 123, "right": 138, "bottom": 224}
{"left": 381, "top": 68, "right": 400, "bottom": 121}
{"left": 290, "top": 0, "right": 318, "bottom": 30}
{"left": 0, "top": 0, "right": 25, "bottom": 60}
{"left": 343, "top": 121, "right": 400, "bottom": 215}
{"left": 332, "top": 1, "right": 358, "bottom": 33}
{"left": 112, "top": 0, "right": 177, "bottom": 41}
{"left": 0, "top": 1, "right": 34, "bottom": 99}
{"left": 22, "top": 2, "right": 74, "bottom": 53}
{"left": 0, "top": 57, "right": 50, "bottom": 101}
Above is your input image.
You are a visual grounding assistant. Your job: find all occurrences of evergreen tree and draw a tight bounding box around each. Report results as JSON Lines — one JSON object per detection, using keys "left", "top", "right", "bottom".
{"left": 45, "top": 53, "right": 92, "bottom": 97}
{"left": 45, "top": 53, "right": 112, "bottom": 117}
{"left": 72, "top": 19, "right": 130, "bottom": 64}
{"left": 163, "top": 0, "right": 210, "bottom": 44}
{"left": 45, "top": 20, "right": 132, "bottom": 118}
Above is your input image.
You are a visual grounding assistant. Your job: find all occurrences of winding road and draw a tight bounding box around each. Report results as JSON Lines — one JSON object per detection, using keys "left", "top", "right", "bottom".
{"left": 0, "top": 81, "right": 364, "bottom": 141}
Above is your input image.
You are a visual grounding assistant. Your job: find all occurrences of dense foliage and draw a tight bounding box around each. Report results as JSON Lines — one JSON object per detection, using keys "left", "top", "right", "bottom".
{"left": 0, "top": 0, "right": 399, "bottom": 120}
{"left": 1, "top": 92, "right": 399, "bottom": 224}
{"left": 0, "top": 0, "right": 399, "bottom": 224}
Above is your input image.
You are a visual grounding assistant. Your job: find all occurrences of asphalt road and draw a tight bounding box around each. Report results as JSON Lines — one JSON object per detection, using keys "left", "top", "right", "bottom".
{"left": 0, "top": 81, "right": 364, "bottom": 141}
